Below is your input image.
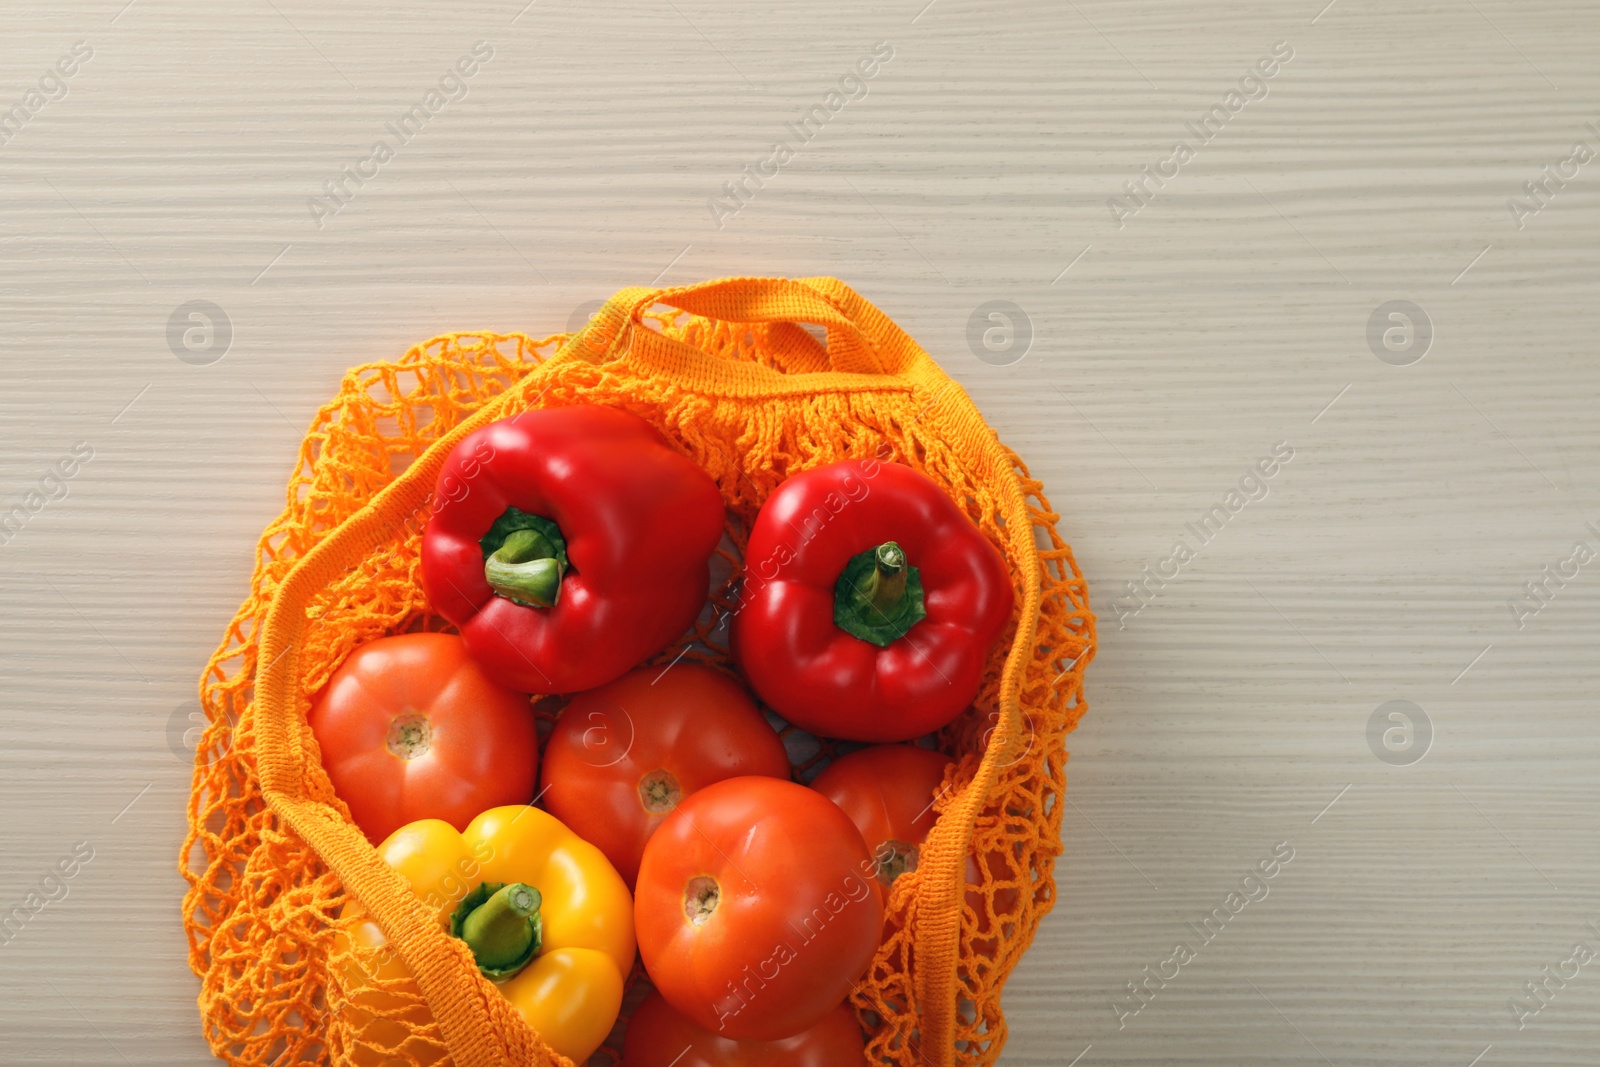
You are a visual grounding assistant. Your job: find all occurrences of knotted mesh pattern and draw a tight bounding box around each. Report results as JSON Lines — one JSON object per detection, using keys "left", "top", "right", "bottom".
{"left": 180, "top": 278, "right": 1095, "bottom": 1067}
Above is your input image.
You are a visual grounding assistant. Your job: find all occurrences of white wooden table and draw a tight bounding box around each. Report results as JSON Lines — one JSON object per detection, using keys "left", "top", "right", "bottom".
{"left": 2, "top": 1, "right": 1597, "bottom": 1064}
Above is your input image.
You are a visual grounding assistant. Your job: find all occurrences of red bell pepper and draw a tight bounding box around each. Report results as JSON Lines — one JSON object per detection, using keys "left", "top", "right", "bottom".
{"left": 421, "top": 406, "right": 724, "bottom": 694}
{"left": 731, "top": 459, "right": 1013, "bottom": 742}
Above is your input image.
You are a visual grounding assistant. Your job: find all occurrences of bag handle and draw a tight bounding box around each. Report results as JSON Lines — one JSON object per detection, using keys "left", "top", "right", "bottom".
{"left": 604, "top": 276, "right": 899, "bottom": 377}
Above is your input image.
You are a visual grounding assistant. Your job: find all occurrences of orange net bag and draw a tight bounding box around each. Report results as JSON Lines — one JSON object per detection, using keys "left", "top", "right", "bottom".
{"left": 180, "top": 276, "right": 1096, "bottom": 1067}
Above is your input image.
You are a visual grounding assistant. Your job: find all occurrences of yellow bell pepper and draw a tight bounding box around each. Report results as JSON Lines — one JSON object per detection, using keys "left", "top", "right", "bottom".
{"left": 336, "top": 804, "right": 635, "bottom": 1064}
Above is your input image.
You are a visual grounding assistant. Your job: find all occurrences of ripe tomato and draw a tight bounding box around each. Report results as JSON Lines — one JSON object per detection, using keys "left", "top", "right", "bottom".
{"left": 622, "top": 991, "right": 866, "bottom": 1067}
{"left": 635, "top": 777, "right": 884, "bottom": 1041}
{"left": 541, "top": 665, "right": 790, "bottom": 887}
{"left": 307, "top": 633, "right": 537, "bottom": 843}
{"left": 809, "top": 744, "right": 950, "bottom": 888}
{"left": 811, "top": 743, "right": 1019, "bottom": 957}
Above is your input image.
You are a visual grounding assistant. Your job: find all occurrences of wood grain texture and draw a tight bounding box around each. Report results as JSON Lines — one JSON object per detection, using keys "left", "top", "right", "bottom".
{"left": 2, "top": 0, "right": 1598, "bottom": 1064}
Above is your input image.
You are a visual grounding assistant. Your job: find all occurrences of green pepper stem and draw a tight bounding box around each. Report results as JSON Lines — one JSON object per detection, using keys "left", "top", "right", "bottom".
{"left": 864, "top": 542, "right": 908, "bottom": 614}
{"left": 485, "top": 528, "right": 564, "bottom": 608}
{"left": 458, "top": 882, "right": 542, "bottom": 976}
{"left": 833, "top": 540, "right": 928, "bottom": 648}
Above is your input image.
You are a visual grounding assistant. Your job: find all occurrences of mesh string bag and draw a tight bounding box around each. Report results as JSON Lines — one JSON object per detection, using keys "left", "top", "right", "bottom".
{"left": 180, "top": 275, "right": 1096, "bottom": 1067}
